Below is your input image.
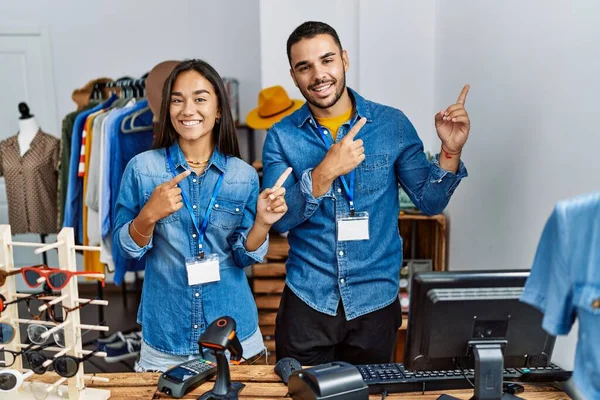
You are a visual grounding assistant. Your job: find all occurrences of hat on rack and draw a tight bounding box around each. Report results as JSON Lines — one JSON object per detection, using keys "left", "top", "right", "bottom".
{"left": 146, "top": 60, "right": 180, "bottom": 122}
{"left": 246, "top": 86, "right": 303, "bottom": 130}
{"left": 72, "top": 77, "right": 113, "bottom": 111}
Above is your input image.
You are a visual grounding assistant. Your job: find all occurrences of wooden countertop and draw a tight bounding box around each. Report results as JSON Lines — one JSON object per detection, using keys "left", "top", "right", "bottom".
{"left": 27, "top": 366, "right": 570, "bottom": 399}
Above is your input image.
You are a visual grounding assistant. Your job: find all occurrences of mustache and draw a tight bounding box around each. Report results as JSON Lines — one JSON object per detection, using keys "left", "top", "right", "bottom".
{"left": 309, "top": 78, "right": 335, "bottom": 90}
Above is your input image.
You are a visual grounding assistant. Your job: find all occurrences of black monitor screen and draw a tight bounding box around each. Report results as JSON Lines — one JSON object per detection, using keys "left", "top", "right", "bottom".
{"left": 404, "top": 270, "right": 555, "bottom": 371}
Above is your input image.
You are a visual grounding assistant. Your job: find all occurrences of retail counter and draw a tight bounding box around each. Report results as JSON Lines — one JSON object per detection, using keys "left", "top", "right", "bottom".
{"left": 27, "top": 366, "right": 570, "bottom": 399}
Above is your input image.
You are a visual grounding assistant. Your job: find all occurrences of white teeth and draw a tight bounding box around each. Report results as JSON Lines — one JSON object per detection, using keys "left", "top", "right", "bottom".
{"left": 181, "top": 120, "right": 201, "bottom": 126}
{"left": 314, "top": 83, "right": 332, "bottom": 92}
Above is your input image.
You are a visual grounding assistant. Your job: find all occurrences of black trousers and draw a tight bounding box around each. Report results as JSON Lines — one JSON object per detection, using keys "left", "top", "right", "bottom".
{"left": 275, "top": 285, "right": 402, "bottom": 365}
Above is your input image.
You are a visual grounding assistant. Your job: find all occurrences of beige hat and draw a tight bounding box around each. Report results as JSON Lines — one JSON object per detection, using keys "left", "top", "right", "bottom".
{"left": 146, "top": 60, "right": 180, "bottom": 121}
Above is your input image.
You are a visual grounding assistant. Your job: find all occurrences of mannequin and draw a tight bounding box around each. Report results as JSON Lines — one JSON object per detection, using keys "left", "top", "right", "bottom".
{"left": 18, "top": 102, "right": 40, "bottom": 156}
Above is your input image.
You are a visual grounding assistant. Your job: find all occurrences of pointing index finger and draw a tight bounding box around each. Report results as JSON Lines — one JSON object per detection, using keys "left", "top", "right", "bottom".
{"left": 273, "top": 167, "right": 293, "bottom": 189}
{"left": 344, "top": 117, "right": 367, "bottom": 142}
{"left": 457, "top": 84, "right": 470, "bottom": 105}
{"left": 168, "top": 170, "right": 191, "bottom": 186}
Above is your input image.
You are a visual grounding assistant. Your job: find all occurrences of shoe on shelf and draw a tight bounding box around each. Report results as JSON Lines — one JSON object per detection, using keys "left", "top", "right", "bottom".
{"left": 103, "top": 338, "right": 142, "bottom": 363}
{"left": 96, "top": 331, "right": 141, "bottom": 351}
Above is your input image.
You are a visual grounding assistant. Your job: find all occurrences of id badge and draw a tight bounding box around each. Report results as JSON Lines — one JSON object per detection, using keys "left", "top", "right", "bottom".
{"left": 186, "top": 254, "right": 220, "bottom": 286}
{"left": 337, "top": 211, "right": 369, "bottom": 241}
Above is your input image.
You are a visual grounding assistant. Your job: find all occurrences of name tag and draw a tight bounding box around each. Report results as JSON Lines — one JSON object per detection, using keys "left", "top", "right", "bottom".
{"left": 186, "top": 254, "right": 220, "bottom": 286}
{"left": 337, "top": 211, "right": 370, "bottom": 241}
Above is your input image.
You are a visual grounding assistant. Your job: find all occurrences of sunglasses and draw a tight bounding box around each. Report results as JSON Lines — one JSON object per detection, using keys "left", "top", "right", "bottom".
{"left": 0, "top": 269, "right": 21, "bottom": 287}
{"left": 0, "top": 341, "right": 52, "bottom": 368}
{"left": 27, "top": 324, "right": 65, "bottom": 348}
{"left": 27, "top": 348, "right": 101, "bottom": 377}
{"left": 26, "top": 380, "right": 70, "bottom": 400}
{"left": 44, "top": 297, "right": 98, "bottom": 324}
{"left": 0, "top": 292, "right": 53, "bottom": 320}
{"left": 0, "top": 369, "right": 33, "bottom": 393}
{"left": 21, "top": 265, "right": 105, "bottom": 291}
{"left": 0, "top": 322, "right": 17, "bottom": 344}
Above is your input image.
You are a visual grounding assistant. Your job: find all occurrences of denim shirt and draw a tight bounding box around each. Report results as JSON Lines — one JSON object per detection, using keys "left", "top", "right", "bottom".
{"left": 521, "top": 192, "right": 600, "bottom": 399}
{"left": 262, "top": 88, "right": 467, "bottom": 320}
{"left": 114, "top": 141, "right": 267, "bottom": 355}
{"left": 106, "top": 100, "right": 154, "bottom": 284}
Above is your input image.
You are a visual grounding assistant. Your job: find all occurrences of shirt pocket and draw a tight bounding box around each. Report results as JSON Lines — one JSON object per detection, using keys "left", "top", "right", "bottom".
{"left": 143, "top": 193, "right": 181, "bottom": 224}
{"left": 572, "top": 283, "right": 600, "bottom": 390}
{"left": 356, "top": 153, "right": 389, "bottom": 193}
{"left": 209, "top": 197, "right": 244, "bottom": 230}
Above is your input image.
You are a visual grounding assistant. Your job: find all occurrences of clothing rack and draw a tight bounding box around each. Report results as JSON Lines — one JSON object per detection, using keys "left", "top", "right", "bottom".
{"left": 92, "top": 77, "right": 147, "bottom": 100}
{"left": 0, "top": 225, "right": 111, "bottom": 399}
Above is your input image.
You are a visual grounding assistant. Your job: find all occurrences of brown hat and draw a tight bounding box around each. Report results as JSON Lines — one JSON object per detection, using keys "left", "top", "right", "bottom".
{"left": 71, "top": 77, "right": 113, "bottom": 111}
{"left": 246, "top": 86, "right": 303, "bottom": 130}
{"left": 146, "top": 60, "right": 180, "bottom": 122}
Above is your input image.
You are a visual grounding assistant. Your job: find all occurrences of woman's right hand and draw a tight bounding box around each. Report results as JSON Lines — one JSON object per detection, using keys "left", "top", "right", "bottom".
{"left": 139, "top": 170, "right": 190, "bottom": 223}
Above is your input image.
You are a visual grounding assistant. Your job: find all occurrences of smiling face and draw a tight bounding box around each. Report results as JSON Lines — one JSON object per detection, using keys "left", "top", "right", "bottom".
{"left": 169, "top": 69, "right": 221, "bottom": 144}
{"left": 289, "top": 34, "right": 349, "bottom": 111}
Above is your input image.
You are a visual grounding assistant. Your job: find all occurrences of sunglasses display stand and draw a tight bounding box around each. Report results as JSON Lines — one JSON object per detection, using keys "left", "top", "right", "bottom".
{"left": 0, "top": 225, "right": 111, "bottom": 399}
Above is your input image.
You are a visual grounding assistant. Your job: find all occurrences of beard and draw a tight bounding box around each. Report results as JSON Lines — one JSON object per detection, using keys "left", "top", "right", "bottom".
{"left": 299, "top": 73, "right": 347, "bottom": 110}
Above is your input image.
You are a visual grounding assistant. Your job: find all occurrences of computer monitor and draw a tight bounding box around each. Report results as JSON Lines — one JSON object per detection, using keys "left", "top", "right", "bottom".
{"left": 404, "top": 270, "right": 556, "bottom": 399}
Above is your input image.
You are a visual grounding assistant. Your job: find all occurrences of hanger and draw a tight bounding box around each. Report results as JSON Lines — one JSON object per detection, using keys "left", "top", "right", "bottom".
{"left": 121, "top": 105, "right": 152, "bottom": 134}
{"left": 114, "top": 76, "right": 133, "bottom": 99}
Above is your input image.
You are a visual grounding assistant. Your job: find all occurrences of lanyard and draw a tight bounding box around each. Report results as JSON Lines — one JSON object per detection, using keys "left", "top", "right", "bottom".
{"left": 316, "top": 123, "right": 356, "bottom": 215}
{"left": 166, "top": 148, "right": 223, "bottom": 258}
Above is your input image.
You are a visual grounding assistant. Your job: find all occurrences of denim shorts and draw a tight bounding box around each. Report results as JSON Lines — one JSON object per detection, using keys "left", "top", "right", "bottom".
{"left": 135, "top": 326, "right": 266, "bottom": 372}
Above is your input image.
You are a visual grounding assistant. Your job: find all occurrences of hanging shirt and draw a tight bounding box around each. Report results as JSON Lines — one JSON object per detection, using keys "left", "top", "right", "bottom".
{"left": 82, "top": 112, "right": 105, "bottom": 275}
{"left": 86, "top": 111, "right": 111, "bottom": 245}
{"left": 521, "top": 192, "right": 600, "bottom": 400}
{"left": 104, "top": 99, "right": 154, "bottom": 283}
{"left": 63, "top": 94, "right": 117, "bottom": 243}
{"left": 0, "top": 130, "right": 60, "bottom": 234}
{"left": 58, "top": 103, "right": 96, "bottom": 225}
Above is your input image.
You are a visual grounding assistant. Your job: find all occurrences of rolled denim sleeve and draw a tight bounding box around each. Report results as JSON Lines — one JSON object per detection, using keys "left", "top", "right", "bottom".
{"left": 395, "top": 112, "right": 468, "bottom": 215}
{"left": 113, "top": 157, "right": 153, "bottom": 260}
{"left": 230, "top": 171, "right": 269, "bottom": 267}
{"left": 262, "top": 127, "right": 330, "bottom": 233}
{"left": 118, "top": 220, "right": 153, "bottom": 259}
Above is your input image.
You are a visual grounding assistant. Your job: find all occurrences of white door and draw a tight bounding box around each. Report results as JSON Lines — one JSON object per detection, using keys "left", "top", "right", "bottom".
{"left": 0, "top": 27, "right": 60, "bottom": 270}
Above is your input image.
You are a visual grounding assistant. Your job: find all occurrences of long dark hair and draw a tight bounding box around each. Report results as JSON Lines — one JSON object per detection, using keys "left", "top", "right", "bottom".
{"left": 152, "top": 59, "right": 241, "bottom": 158}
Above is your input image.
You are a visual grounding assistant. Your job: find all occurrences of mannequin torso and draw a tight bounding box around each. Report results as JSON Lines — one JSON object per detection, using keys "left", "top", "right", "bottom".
{"left": 18, "top": 117, "right": 40, "bottom": 156}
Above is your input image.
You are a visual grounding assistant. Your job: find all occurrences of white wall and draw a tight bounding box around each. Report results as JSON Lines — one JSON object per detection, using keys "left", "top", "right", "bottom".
{"left": 358, "top": 0, "right": 437, "bottom": 152}
{"left": 436, "top": 0, "right": 600, "bottom": 370}
{"left": 0, "top": 0, "right": 261, "bottom": 160}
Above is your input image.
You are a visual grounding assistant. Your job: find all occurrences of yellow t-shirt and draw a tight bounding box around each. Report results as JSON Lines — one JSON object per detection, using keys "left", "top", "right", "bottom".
{"left": 315, "top": 107, "right": 353, "bottom": 142}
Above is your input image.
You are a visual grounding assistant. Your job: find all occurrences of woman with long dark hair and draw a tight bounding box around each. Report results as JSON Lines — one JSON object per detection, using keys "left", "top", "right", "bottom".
{"left": 113, "top": 59, "right": 291, "bottom": 371}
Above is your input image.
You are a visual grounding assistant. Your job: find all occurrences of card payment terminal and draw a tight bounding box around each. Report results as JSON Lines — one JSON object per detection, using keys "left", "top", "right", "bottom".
{"left": 157, "top": 358, "right": 217, "bottom": 398}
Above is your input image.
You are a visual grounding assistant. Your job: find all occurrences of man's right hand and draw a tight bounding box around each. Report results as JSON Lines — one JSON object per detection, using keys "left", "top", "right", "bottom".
{"left": 140, "top": 170, "right": 190, "bottom": 223}
{"left": 312, "top": 117, "right": 367, "bottom": 197}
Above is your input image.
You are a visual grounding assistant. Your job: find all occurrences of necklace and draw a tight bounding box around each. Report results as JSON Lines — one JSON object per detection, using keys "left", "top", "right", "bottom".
{"left": 186, "top": 158, "right": 210, "bottom": 166}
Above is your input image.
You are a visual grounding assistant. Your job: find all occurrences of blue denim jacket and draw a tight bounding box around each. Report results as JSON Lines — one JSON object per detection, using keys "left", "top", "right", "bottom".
{"left": 262, "top": 88, "right": 467, "bottom": 320}
{"left": 106, "top": 100, "right": 154, "bottom": 284}
{"left": 114, "top": 141, "right": 267, "bottom": 355}
{"left": 521, "top": 192, "right": 600, "bottom": 399}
